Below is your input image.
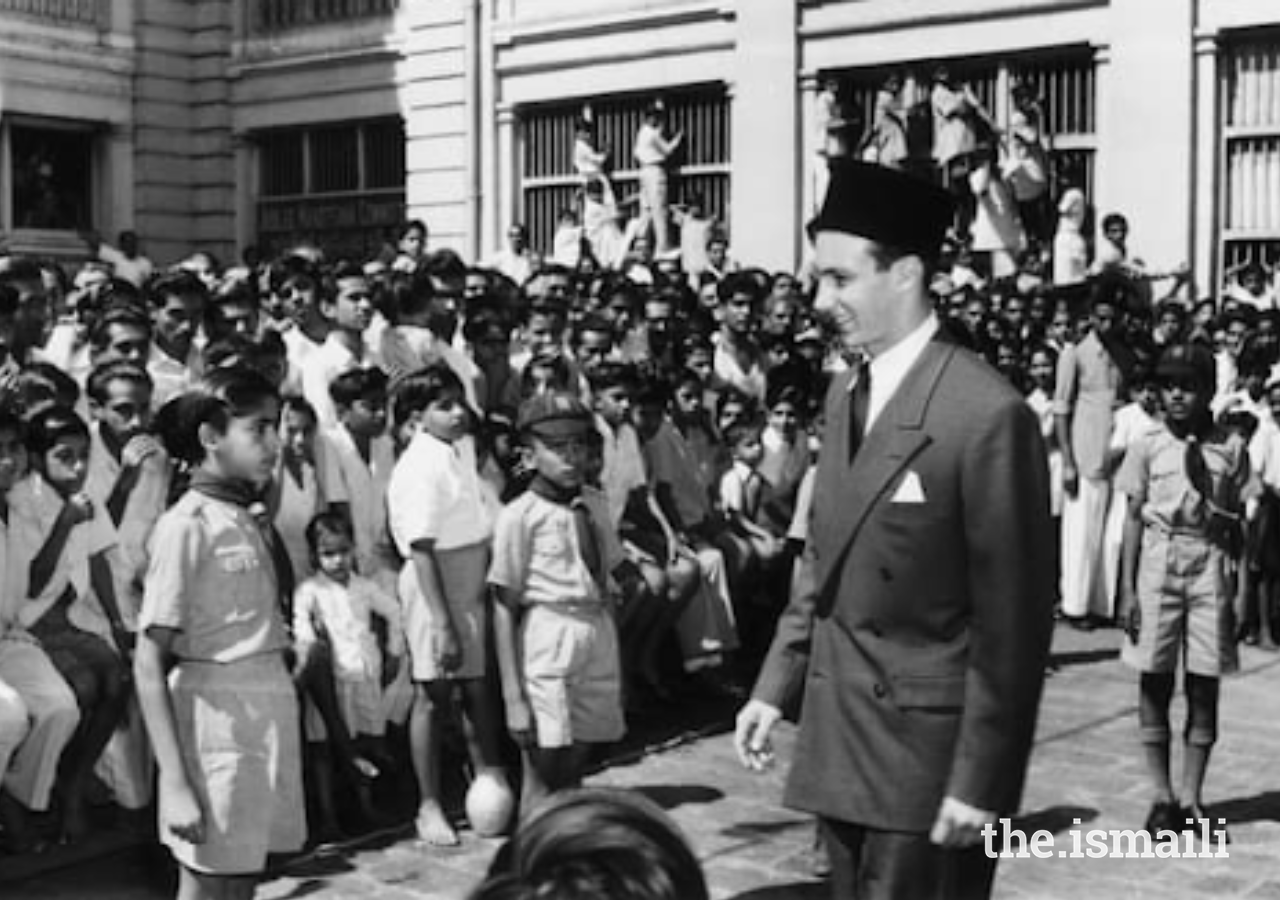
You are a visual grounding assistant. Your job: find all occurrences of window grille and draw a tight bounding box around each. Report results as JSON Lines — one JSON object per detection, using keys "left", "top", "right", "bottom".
{"left": 519, "top": 85, "right": 730, "bottom": 256}
{"left": 1221, "top": 33, "right": 1280, "bottom": 280}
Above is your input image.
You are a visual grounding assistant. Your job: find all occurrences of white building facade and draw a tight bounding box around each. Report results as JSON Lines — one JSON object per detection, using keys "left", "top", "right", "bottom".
{"left": 1, "top": 0, "right": 1278, "bottom": 295}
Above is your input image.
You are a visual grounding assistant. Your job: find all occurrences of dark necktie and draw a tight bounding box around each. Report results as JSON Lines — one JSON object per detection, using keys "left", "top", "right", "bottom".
{"left": 849, "top": 360, "right": 872, "bottom": 463}
{"left": 743, "top": 471, "right": 763, "bottom": 521}
{"left": 571, "top": 496, "right": 605, "bottom": 592}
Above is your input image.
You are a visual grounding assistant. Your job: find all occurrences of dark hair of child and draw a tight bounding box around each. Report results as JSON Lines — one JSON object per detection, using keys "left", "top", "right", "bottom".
{"left": 25, "top": 405, "right": 91, "bottom": 459}
{"left": 390, "top": 362, "right": 467, "bottom": 431}
{"left": 155, "top": 366, "right": 280, "bottom": 467}
{"left": 86, "top": 360, "right": 153, "bottom": 406}
{"left": 469, "top": 788, "right": 709, "bottom": 900}
{"left": 305, "top": 509, "right": 355, "bottom": 568}
{"left": 723, "top": 419, "right": 764, "bottom": 455}
{"left": 330, "top": 367, "right": 389, "bottom": 410}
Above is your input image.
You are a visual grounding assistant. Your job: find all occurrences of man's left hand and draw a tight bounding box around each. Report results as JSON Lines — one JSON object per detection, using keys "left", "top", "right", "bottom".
{"left": 929, "top": 796, "right": 997, "bottom": 848}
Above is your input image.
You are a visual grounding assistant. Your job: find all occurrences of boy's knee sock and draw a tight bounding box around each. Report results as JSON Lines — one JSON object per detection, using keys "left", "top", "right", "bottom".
{"left": 1184, "top": 672, "right": 1220, "bottom": 747}
{"left": 1138, "top": 672, "right": 1176, "bottom": 744}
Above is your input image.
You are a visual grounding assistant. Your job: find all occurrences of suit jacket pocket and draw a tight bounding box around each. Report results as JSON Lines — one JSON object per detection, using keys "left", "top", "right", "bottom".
{"left": 892, "top": 674, "right": 966, "bottom": 711}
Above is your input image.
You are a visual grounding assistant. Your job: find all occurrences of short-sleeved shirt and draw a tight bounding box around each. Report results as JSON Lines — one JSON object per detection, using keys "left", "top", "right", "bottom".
{"left": 1053, "top": 332, "right": 1123, "bottom": 480}
{"left": 1115, "top": 426, "right": 1257, "bottom": 534}
{"left": 301, "top": 333, "right": 366, "bottom": 429}
{"left": 320, "top": 427, "right": 396, "bottom": 571}
{"left": 139, "top": 491, "right": 291, "bottom": 663}
{"left": 489, "top": 487, "right": 623, "bottom": 606}
{"left": 387, "top": 431, "right": 494, "bottom": 555}
{"left": 8, "top": 472, "right": 117, "bottom": 635}
{"left": 595, "top": 418, "right": 647, "bottom": 530}
{"left": 641, "top": 420, "right": 711, "bottom": 529}
{"left": 85, "top": 423, "right": 170, "bottom": 609}
{"left": 293, "top": 573, "right": 403, "bottom": 682}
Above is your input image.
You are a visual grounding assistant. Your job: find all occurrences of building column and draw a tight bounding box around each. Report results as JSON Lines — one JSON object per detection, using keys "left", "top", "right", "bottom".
{"left": 729, "top": 0, "right": 799, "bottom": 273}
{"left": 232, "top": 133, "right": 257, "bottom": 256}
{"left": 1192, "top": 30, "right": 1220, "bottom": 298}
{"left": 496, "top": 103, "right": 518, "bottom": 237}
{"left": 103, "top": 125, "right": 135, "bottom": 238}
{"left": 799, "top": 71, "right": 821, "bottom": 224}
{"left": 1095, "top": 0, "right": 1195, "bottom": 273}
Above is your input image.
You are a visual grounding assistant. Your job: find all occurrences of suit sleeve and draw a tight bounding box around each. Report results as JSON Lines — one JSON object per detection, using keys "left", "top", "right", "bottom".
{"left": 946, "top": 397, "right": 1056, "bottom": 814}
{"left": 750, "top": 533, "right": 818, "bottom": 718}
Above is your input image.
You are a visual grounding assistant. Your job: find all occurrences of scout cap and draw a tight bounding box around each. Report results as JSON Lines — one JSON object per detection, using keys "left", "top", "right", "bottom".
{"left": 517, "top": 391, "right": 593, "bottom": 439}
{"left": 1155, "top": 344, "right": 1215, "bottom": 391}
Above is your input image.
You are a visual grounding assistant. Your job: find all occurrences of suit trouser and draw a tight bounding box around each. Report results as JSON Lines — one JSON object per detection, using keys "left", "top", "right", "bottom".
{"left": 1060, "top": 474, "right": 1113, "bottom": 619}
{"left": 822, "top": 818, "right": 998, "bottom": 900}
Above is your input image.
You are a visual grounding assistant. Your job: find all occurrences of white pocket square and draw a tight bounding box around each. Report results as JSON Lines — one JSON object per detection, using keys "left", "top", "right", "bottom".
{"left": 890, "top": 471, "right": 926, "bottom": 504}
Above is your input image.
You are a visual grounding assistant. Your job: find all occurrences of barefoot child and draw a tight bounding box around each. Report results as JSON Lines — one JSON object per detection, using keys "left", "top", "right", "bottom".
{"left": 1117, "top": 344, "right": 1256, "bottom": 844}
{"left": 134, "top": 367, "right": 306, "bottom": 899}
{"left": 294, "top": 511, "right": 404, "bottom": 838}
{"left": 387, "top": 363, "right": 504, "bottom": 846}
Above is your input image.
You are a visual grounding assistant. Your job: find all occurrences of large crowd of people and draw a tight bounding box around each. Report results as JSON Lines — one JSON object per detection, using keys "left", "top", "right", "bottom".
{"left": 1, "top": 146, "right": 1279, "bottom": 896}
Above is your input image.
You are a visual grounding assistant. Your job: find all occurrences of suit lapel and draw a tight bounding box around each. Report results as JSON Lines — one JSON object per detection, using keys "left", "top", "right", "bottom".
{"left": 814, "top": 340, "right": 956, "bottom": 601}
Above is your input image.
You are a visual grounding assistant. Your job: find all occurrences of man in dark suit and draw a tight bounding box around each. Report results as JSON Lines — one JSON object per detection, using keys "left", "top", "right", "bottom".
{"left": 734, "top": 160, "right": 1056, "bottom": 899}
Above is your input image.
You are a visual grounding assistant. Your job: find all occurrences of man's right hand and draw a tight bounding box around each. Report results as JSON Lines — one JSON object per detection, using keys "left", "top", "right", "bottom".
{"left": 734, "top": 699, "right": 781, "bottom": 772}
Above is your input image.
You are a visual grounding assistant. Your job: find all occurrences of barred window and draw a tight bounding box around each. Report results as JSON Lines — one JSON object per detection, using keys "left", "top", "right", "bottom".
{"left": 7, "top": 120, "right": 95, "bottom": 231}
{"left": 255, "top": 0, "right": 398, "bottom": 33}
{"left": 255, "top": 118, "right": 404, "bottom": 260}
{"left": 519, "top": 85, "right": 731, "bottom": 255}
{"left": 1221, "top": 33, "right": 1280, "bottom": 276}
{"left": 836, "top": 46, "right": 1097, "bottom": 202}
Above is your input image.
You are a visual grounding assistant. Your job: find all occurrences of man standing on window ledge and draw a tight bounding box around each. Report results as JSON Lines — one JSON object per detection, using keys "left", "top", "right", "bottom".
{"left": 734, "top": 159, "right": 1055, "bottom": 900}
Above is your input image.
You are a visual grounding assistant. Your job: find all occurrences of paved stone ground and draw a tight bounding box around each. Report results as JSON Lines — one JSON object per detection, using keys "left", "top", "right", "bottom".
{"left": 8, "top": 624, "right": 1280, "bottom": 899}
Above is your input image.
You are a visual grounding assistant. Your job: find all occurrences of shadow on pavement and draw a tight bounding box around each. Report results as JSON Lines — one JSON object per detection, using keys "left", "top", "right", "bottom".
{"left": 1209, "top": 791, "right": 1280, "bottom": 825}
{"left": 632, "top": 783, "right": 723, "bottom": 811}
{"left": 1049, "top": 648, "right": 1120, "bottom": 668}
{"left": 1012, "top": 804, "right": 1100, "bottom": 834}
{"left": 725, "top": 882, "right": 829, "bottom": 899}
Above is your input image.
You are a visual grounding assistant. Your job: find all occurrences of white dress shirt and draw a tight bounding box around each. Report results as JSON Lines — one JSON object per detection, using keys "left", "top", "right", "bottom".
{"left": 853, "top": 313, "right": 940, "bottom": 431}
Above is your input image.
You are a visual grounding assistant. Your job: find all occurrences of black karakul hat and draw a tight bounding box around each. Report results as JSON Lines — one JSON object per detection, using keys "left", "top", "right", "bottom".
{"left": 808, "top": 159, "right": 955, "bottom": 258}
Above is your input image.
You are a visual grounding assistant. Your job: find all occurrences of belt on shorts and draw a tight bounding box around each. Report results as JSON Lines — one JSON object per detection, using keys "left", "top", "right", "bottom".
{"left": 1142, "top": 518, "right": 1209, "bottom": 541}
{"left": 529, "top": 600, "right": 609, "bottom": 616}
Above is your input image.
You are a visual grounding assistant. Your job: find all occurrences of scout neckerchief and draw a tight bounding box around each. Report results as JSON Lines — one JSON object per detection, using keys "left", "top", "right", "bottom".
{"left": 528, "top": 474, "right": 605, "bottom": 592}
{"left": 1174, "top": 414, "right": 1243, "bottom": 558}
{"left": 188, "top": 470, "right": 297, "bottom": 612}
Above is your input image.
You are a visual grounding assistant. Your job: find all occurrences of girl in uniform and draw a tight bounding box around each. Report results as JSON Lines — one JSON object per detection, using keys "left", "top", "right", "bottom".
{"left": 134, "top": 367, "right": 305, "bottom": 900}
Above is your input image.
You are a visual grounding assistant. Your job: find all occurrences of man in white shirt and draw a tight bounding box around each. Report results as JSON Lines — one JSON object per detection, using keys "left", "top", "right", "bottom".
{"left": 490, "top": 224, "right": 535, "bottom": 287}
{"left": 632, "top": 100, "right": 683, "bottom": 255}
{"left": 88, "top": 231, "right": 154, "bottom": 289}
{"left": 300, "top": 266, "right": 375, "bottom": 429}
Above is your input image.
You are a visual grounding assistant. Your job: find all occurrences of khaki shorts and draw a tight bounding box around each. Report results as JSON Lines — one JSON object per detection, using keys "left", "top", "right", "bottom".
{"left": 1122, "top": 531, "right": 1238, "bottom": 677}
{"left": 521, "top": 603, "right": 625, "bottom": 749}
{"left": 400, "top": 541, "right": 490, "bottom": 682}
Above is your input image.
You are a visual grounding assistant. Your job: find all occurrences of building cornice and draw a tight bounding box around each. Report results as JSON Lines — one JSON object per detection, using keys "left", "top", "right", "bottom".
{"left": 493, "top": 0, "right": 734, "bottom": 49}
{"left": 799, "top": 0, "right": 1106, "bottom": 40}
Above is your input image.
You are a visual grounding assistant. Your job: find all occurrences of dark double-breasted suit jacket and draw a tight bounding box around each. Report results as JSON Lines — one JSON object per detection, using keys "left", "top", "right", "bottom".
{"left": 754, "top": 336, "right": 1056, "bottom": 833}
